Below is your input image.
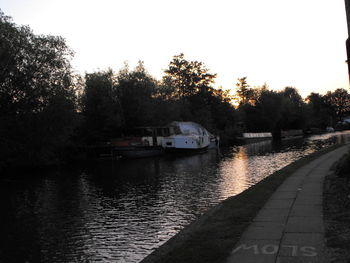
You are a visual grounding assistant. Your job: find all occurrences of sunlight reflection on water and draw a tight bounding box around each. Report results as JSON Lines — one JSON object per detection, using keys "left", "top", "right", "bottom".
{"left": 1, "top": 131, "right": 350, "bottom": 263}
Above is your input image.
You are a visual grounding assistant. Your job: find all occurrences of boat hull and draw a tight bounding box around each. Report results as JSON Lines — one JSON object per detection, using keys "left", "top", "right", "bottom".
{"left": 164, "top": 146, "right": 209, "bottom": 154}
{"left": 114, "top": 146, "right": 164, "bottom": 159}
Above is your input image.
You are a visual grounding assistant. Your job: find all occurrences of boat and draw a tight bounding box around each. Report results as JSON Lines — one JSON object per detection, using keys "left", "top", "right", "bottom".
{"left": 161, "top": 121, "right": 215, "bottom": 153}
{"left": 236, "top": 132, "right": 273, "bottom": 143}
{"left": 111, "top": 127, "right": 170, "bottom": 159}
{"left": 113, "top": 145, "right": 163, "bottom": 159}
{"left": 236, "top": 130, "right": 303, "bottom": 143}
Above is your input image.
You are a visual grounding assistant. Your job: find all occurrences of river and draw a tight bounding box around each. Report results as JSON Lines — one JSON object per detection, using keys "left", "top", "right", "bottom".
{"left": 1, "top": 132, "right": 350, "bottom": 263}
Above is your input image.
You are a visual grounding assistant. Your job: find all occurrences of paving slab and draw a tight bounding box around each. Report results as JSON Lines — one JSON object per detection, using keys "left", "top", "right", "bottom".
{"left": 296, "top": 191, "right": 322, "bottom": 198}
{"left": 253, "top": 208, "right": 290, "bottom": 223}
{"left": 276, "top": 183, "right": 302, "bottom": 192}
{"left": 298, "top": 183, "right": 323, "bottom": 193}
{"left": 293, "top": 195, "right": 322, "bottom": 205}
{"left": 283, "top": 177, "right": 304, "bottom": 184}
{"left": 241, "top": 222, "right": 285, "bottom": 240}
{"left": 285, "top": 216, "right": 324, "bottom": 233}
{"left": 303, "top": 177, "right": 325, "bottom": 183}
{"left": 289, "top": 205, "right": 322, "bottom": 217}
{"left": 269, "top": 191, "right": 297, "bottom": 200}
{"left": 264, "top": 199, "right": 295, "bottom": 209}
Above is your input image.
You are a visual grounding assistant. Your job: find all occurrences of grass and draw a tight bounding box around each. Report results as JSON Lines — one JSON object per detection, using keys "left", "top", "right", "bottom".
{"left": 324, "top": 148, "right": 350, "bottom": 263}
{"left": 141, "top": 144, "right": 342, "bottom": 263}
{"left": 336, "top": 151, "right": 350, "bottom": 179}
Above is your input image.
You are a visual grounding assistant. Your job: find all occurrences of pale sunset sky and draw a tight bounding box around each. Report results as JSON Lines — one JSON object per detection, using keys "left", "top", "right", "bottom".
{"left": 1, "top": 0, "right": 349, "bottom": 97}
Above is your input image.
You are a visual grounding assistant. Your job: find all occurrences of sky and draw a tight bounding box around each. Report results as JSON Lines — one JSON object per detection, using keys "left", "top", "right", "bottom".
{"left": 1, "top": 0, "right": 349, "bottom": 97}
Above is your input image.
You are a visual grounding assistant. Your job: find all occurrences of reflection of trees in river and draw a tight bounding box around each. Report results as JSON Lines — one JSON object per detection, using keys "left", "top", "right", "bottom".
{"left": 3, "top": 132, "right": 350, "bottom": 262}
{"left": 72, "top": 151, "right": 224, "bottom": 262}
{"left": 0, "top": 171, "right": 96, "bottom": 262}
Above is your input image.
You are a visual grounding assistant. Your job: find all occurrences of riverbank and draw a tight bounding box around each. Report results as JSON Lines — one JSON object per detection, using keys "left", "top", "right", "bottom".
{"left": 141, "top": 144, "right": 344, "bottom": 263}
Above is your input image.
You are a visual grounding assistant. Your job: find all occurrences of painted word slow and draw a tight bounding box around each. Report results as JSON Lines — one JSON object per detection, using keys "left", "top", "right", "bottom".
{"left": 233, "top": 244, "right": 317, "bottom": 257}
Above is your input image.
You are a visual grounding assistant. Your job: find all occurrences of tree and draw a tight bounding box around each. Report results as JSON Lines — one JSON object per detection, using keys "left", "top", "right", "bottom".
{"left": 81, "top": 69, "right": 123, "bottom": 143}
{"left": 324, "top": 88, "right": 350, "bottom": 123}
{"left": 0, "top": 11, "right": 77, "bottom": 168}
{"left": 250, "top": 83, "right": 269, "bottom": 105}
{"left": 305, "top": 92, "right": 331, "bottom": 128}
{"left": 236, "top": 84, "right": 307, "bottom": 139}
{"left": 116, "top": 61, "right": 158, "bottom": 128}
{"left": 208, "top": 87, "right": 237, "bottom": 133}
{"left": 162, "top": 54, "right": 217, "bottom": 128}
{"left": 235, "top": 77, "right": 254, "bottom": 105}
{"left": 256, "top": 90, "right": 284, "bottom": 134}
{"left": 163, "top": 53, "right": 217, "bottom": 98}
{"left": 280, "top": 87, "right": 306, "bottom": 130}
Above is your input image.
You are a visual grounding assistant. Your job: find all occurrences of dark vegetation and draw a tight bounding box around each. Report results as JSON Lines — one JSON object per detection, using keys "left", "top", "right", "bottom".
{"left": 324, "top": 150, "right": 350, "bottom": 263}
{"left": 1, "top": 11, "right": 350, "bottom": 170}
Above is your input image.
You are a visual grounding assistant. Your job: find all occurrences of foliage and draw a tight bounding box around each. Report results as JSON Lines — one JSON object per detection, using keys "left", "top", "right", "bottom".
{"left": 163, "top": 53, "right": 217, "bottom": 98}
{"left": 305, "top": 92, "right": 332, "bottom": 128}
{"left": 235, "top": 80, "right": 307, "bottom": 137}
{"left": 116, "top": 61, "right": 158, "bottom": 128}
{"left": 304, "top": 89, "right": 350, "bottom": 129}
{"left": 280, "top": 87, "right": 306, "bottom": 130}
{"left": 256, "top": 89, "right": 285, "bottom": 134}
{"left": 161, "top": 54, "right": 236, "bottom": 137}
{"left": 235, "top": 77, "right": 254, "bottom": 105}
{"left": 0, "top": 11, "right": 77, "bottom": 168}
{"left": 2, "top": 9, "right": 349, "bottom": 170}
{"left": 324, "top": 88, "right": 350, "bottom": 123}
{"left": 337, "top": 152, "right": 350, "bottom": 179}
{"left": 80, "top": 69, "right": 123, "bottom": 143}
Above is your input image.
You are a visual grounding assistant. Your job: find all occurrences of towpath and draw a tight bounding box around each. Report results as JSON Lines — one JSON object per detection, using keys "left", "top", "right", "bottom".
{"left": 226, "top": 145, "right": 349, "bottom": 263}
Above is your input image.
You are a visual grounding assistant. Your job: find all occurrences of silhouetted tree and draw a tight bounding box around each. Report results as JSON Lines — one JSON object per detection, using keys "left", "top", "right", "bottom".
{"left": 237, "top": 85, "right": 307, "bottom": 138}
{"left": 81, "top": 70, "right": 123, "bottom": 143}
{"left": 257, "top": 90, "right": 284, "bottom": 136}
{"left": 324, "top": 88, "right": 350, "bottom": 123}
{"left": 0, "top": 11, "right": 77, "bottom": 168}
{"left": 305, "top": 92, "right": 331, "bottom": 128}
{"left": 280, "top": 87, "right": 306, "bottom": 130}
{"left": 161, "top": 54, "right": 238, "bottom": 136}
{"left": 116, "top": 61, "right": 158, "bottom": 128}
{"left": 163, "top": 53, "right": 217, "bottom": 98}
{"left": 235, "top": 77, "right": 255, "bottom": 105}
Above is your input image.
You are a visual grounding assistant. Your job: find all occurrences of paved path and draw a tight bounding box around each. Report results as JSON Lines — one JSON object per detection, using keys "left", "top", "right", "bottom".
{"left": 226, "top": 145, "right": 349, "bottom": 263}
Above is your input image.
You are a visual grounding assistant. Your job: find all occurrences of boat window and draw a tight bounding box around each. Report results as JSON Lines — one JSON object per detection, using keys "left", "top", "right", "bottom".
{"left": 183, "top": 129, "right": 190, "bottom": 135}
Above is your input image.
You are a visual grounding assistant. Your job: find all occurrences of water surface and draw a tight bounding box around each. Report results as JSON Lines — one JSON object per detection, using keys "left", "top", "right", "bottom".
{"left": 1, "top": 132, "right": 350, "bottom": 262}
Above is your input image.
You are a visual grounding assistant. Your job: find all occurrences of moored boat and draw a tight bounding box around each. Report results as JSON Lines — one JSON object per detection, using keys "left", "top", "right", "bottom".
{"left": 111, "top": 127, "right": 169, "bottom": 159}
{"left": 236, "top": 132, "right": 273, "bottom": 144}
{"left": 161, "top": 121, "right": 213, "bottom": 153}
{"left": 112, "top": 145, "right": 163, "bottom": 159}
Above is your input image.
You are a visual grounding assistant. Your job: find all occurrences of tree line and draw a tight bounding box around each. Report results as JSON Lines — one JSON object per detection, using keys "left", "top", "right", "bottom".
{"left": 235, "top": 77, "right": 350, "bottom": 138}
{"left": 1, "top": 11, "right": 350, "bottom": 169}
